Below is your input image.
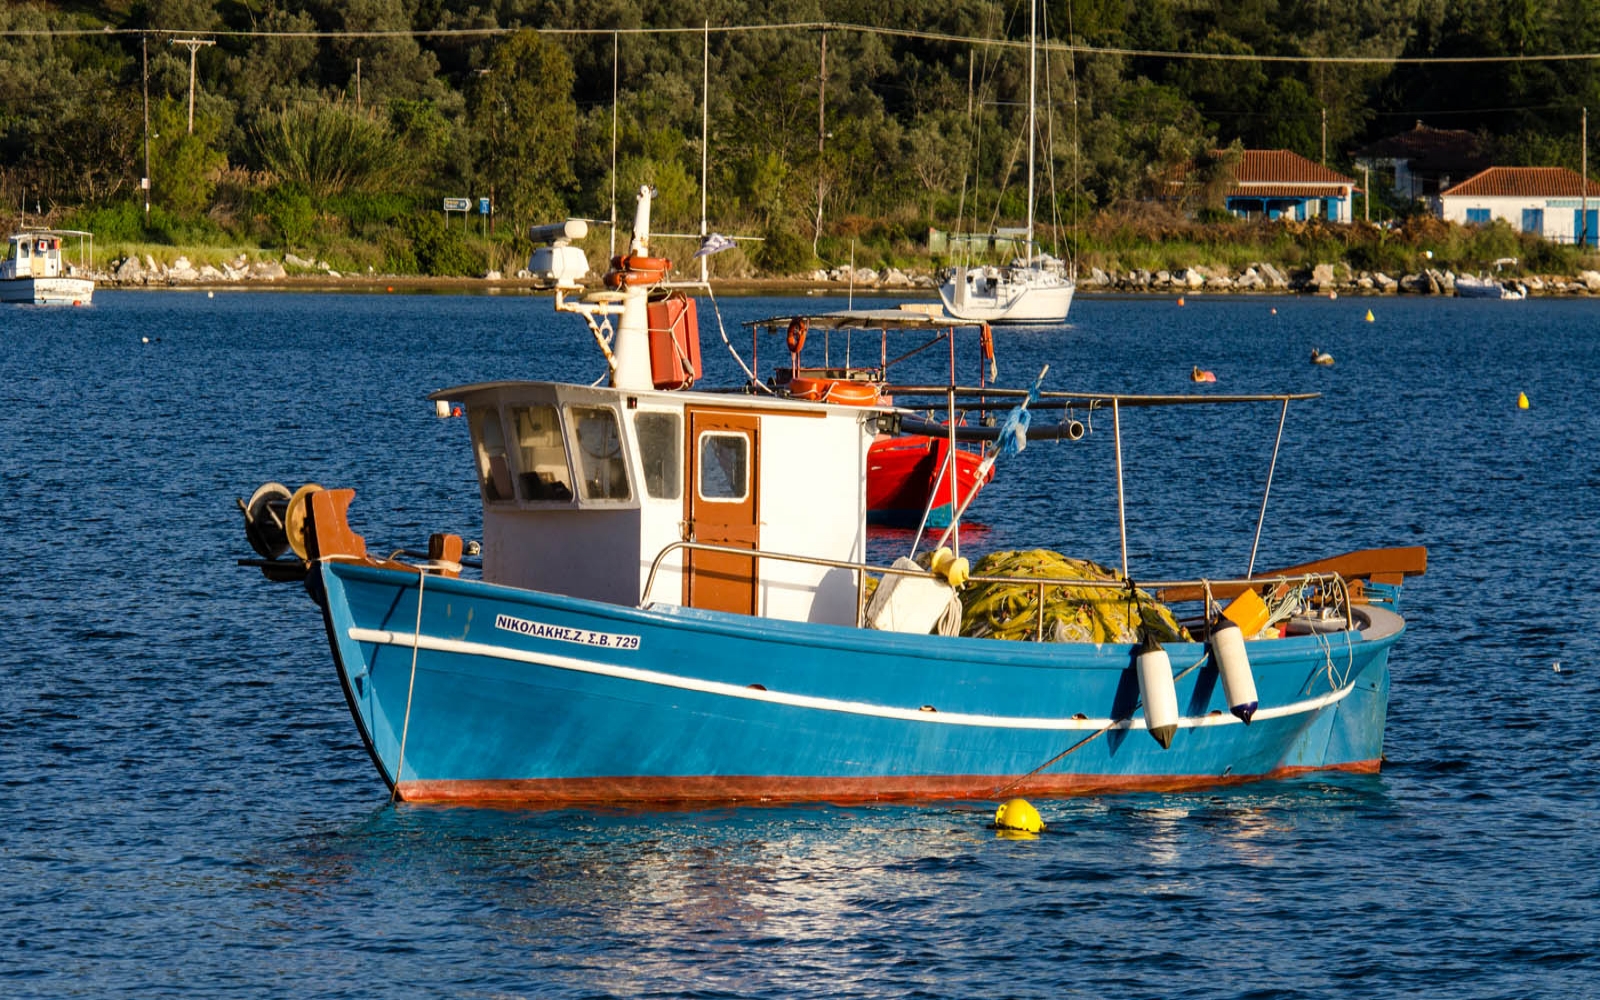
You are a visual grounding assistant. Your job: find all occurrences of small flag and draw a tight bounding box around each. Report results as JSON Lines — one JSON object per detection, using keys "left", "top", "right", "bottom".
{"left": 693, "top": 232, "right": 737, "bottom": 258}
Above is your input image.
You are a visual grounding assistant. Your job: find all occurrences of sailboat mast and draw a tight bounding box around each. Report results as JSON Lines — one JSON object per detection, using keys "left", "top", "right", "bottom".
{"left": 1026, "top": 0, "right": 1036, "bottom": 263}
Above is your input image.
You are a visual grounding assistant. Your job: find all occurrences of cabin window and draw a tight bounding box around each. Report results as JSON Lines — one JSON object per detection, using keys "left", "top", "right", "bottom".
{"left": 569, "top": 405, "right": 631, "bottom": 501}
{"left": 633, "top": 411, "right": 680, "bottom": 500}
{"left": 697, "top": 432, "right": 748, "bottom": 502}
{"left": 509, "top": 404, "right": 575, "bottom": 502}
{"left": 470, "top": 407, "right": 513, "bottom": 503}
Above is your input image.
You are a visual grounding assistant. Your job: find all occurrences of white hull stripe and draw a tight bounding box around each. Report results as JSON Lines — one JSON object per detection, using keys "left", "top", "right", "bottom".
{"left": 347, "top": 627, "right": 1355, "bottom": 732}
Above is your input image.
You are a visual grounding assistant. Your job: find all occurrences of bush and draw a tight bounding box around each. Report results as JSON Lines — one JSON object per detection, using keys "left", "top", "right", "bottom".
{"left": 397, "top": 213, "right": 482, "bottom": 276}
{"left": 261, "top": 184, "right": 316, "bottom": 251}
{"left": 63, "top": 201, "right": 147, "bottom": 242}
{"left": 754, "top": 224, "right": 810, "bottom": 275}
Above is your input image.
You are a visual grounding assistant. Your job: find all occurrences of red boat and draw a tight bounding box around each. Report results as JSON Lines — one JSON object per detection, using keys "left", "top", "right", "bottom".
{"left": 866, "top": 433, "right": 993, "bottom": 528}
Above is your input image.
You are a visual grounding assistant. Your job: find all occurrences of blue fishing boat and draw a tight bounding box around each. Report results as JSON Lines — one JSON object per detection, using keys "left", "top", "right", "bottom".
{"left": 241, "top": 188, "right": 1424, "bottom": 807}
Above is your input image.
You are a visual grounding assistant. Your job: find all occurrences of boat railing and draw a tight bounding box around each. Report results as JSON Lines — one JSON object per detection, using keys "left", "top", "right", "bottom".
{"left": 640, "top": 540, "right": 1354, "bottom": 640}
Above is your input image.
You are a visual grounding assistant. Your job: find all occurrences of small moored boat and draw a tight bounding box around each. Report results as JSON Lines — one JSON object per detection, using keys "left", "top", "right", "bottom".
{"left": 240, "top": 187, "right": 1425, "bottom": 808}
{"left": 1454, "top": 274, "right": 1526, "bottom": 300}
{"left": 0, "top": 229, "right": 94, "bottom": 305}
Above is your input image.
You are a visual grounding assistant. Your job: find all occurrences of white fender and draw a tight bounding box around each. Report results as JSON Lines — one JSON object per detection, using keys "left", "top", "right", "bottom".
{"left": 1211, "top": 619, "right": 1259, "bottom": 724}
{"left": 1137, "top": 634, "right": 1179, "bottom": 748}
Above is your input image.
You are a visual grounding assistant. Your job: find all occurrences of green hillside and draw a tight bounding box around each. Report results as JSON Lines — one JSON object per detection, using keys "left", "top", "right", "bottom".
{"left": 4, "top": 0, "right": 1598, "bottom": 277}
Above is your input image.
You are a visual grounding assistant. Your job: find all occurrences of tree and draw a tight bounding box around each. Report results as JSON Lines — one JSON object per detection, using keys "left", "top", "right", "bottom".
{"left": 468, "top": 30, "right": 578, "bottom": 244}
{"left": 150, "top": 98, "right": 226, "bottom": 216}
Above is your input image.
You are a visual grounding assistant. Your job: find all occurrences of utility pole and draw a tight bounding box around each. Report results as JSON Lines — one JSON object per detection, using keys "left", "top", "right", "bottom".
{"left": 356, "top": 58, "right": 362, "bottom": 111}
{"left": 1583, "top": 107, "right": 1590, "bottom": 247}
{"left": 1321, "top": 107, "right": 1327, "bottom": 165}
{"left": 142, "top": 33, "right": 151, "bottom": 221}
{"left": 171, "top": 38, "right": 215, "bottom": 134}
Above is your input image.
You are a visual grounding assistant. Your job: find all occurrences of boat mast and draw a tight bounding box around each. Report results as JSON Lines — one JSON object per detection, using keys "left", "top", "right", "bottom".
{"left": 700, "top": 21, "right": 710, "bottom": 283}
{"left": 1025, "top": 0, "right": 1036, "bottom": 264}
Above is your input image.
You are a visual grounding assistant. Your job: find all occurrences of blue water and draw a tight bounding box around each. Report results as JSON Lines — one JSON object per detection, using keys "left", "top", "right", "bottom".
{"left": 4, "top": 289, "right": 1596, "bottom": 997}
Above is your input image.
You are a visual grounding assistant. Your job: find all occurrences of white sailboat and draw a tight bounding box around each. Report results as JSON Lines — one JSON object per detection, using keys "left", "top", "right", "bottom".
{"left": 938, "top": 0, "right": 1074, "bottom": 325}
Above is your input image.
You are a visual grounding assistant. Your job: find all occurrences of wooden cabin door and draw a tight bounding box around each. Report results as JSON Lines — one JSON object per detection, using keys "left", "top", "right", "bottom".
{"left": 684, "top": 409, "right": 760, "bottom": 615}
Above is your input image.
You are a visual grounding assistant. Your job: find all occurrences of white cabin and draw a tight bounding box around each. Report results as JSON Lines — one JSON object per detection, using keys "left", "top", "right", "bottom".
{"left": 0, "top": 231, "right": 68, "bottom": 280}
{"left": 439, "top": 379, "right": 876, "bottom": 625}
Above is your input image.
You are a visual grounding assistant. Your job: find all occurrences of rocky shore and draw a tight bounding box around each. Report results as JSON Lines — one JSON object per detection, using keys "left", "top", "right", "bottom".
{"left": 95, "top": 253, "right": 1600, "bottom": 296}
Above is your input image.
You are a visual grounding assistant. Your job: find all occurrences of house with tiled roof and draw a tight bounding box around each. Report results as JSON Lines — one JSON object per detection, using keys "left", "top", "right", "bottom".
{"left": 1351, "top": 121, "right": 1489, "bottom": 204}
{"left": 1439, "top": 167, "right": 1600, "bottom": 245}
{"left": 1175, "top": 149, "right": 1358, "bottom": 223}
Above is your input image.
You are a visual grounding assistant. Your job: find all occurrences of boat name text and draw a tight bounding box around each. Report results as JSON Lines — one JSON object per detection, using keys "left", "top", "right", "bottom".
{"left": 494, "top": 614, "right": 641, "bottom": 650}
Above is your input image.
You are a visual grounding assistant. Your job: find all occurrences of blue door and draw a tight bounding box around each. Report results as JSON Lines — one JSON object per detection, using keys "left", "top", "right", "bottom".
{"left": 1575, "top": 210, "right": 1598, "bottom": 246}
{"left": 1521, "top": 208, "right": 1544, "bottom": 235}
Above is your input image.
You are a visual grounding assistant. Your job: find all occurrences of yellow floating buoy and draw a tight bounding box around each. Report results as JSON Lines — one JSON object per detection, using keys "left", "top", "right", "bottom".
{"left": 1177, "top": 296, "right": 1185, "bottom": 307}
{"left": 1518, "top": 392, "right": 1530, "bottom": 409}
{"left": 994, "top": 798, "right": 1044, "bottom": 834}
{"left": 1365, "top": 309, "right": 1374, "bottom": 322}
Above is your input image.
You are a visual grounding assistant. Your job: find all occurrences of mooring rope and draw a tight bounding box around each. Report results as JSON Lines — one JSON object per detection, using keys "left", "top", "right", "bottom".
{"left": 992, "top": 651, "right": 1207, "bottom": 798}
{"left": 392, "top": 569, "right": 426, "bottom": 803}
{"left": 705, "top": 284, "right": 772, "bottom": 393}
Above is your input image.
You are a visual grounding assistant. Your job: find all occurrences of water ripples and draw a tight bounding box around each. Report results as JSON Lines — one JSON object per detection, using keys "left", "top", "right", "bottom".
{"left": 2, "top": 291, "right": 1596, "bottom": 996}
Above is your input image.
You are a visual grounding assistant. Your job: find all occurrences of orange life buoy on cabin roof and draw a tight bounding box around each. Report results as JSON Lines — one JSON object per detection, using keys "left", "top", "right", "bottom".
{"left": 788, "top": 377, "right": 879, "bottom": 406}
{"left": 786, "top": 317, "right": 808, "bottom": 355}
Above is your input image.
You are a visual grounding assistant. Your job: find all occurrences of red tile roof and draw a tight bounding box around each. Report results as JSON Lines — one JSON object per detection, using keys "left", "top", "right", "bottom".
{"left": 1231, "top": 150, "right": 1355, "bottom": 187}
{"left": 1441, "top": 166, "right": 1600, "bottom": 198}
{"left": 1353, "top": 121, "right": 1487, "bottom": 169}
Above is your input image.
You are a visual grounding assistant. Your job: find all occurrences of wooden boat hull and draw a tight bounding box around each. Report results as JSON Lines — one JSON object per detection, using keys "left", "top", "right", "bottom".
{"left": 318, "top": 559, "right": 1403, "bottom": 806}
{"left": 867, "top": 435, "right": 992, "bottom": 528}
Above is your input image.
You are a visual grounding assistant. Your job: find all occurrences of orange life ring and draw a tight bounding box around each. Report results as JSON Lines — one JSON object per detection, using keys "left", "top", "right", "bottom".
{"left": 602, "top": 253, "right": 671, "bottom": 289}
{"left": 980, "top": 323, "right": 995, "bottom": 361}
{"left": 786, "top": 317, "right": 808, "bottom": 355}
{"left": 788, "top": 377, "right": 879, "bottom": 406}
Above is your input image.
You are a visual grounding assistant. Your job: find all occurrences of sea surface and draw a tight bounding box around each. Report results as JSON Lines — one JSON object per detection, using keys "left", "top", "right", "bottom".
{"left": 3, "top": 288, "right": 1596, "bottom": 998}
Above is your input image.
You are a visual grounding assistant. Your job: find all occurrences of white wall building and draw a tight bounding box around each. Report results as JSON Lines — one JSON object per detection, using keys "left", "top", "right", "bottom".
{"left": 1439, "top": 166, "right": 1600, "bottom": 245}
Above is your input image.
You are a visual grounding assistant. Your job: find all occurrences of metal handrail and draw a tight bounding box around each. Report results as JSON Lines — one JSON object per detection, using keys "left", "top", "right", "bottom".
{"left": 639, "top": 539, "right": 1353, "bottom": 639}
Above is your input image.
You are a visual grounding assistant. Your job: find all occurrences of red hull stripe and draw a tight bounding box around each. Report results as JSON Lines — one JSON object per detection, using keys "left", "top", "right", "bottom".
{"left": 396, "top": 761, "right": 1381, "bottom": 807}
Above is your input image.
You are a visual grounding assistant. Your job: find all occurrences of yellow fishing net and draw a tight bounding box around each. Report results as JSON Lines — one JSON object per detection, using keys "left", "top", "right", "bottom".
{"left": 958, "top": 549, "right": 1190, "bottom": 644}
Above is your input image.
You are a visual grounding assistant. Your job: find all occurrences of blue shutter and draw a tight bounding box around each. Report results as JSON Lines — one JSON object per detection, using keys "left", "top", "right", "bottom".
{"left": 1521, "top": 208, "right": 1544, "bottom": 234}
{"left": 1465, "top": 208, "right": 1491, "bottom": 224}
{"left": 1575, "top": 210, "right": 1598, "bottom": 246}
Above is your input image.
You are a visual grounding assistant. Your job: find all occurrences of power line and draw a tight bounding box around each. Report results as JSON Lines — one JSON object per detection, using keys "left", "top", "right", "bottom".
{"left": 5, "top": 22, "right": 1600, "bottom": 67}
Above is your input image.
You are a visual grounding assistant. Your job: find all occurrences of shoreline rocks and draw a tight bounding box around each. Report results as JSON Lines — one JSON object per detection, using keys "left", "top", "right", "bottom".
{"left": 95, "top": 252, "right": 1600, "bottom": 297}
